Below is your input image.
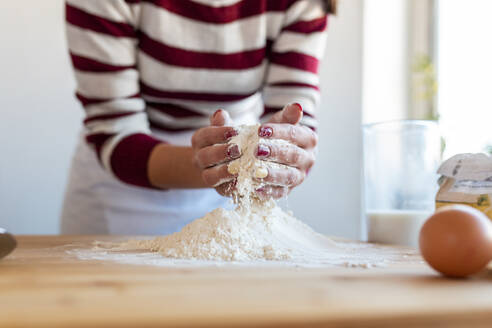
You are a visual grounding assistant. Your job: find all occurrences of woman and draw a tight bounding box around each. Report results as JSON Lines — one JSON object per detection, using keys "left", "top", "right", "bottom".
{"left": 61, "top": 0, "right": 335, "bottom": 235}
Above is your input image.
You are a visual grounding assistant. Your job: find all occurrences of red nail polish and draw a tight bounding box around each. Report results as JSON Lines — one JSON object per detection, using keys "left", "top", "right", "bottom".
{"left": 258, "top": 126, "right": 273, "bottom": 138}
{"left": 294, "top": 103, "right": 303, "bottom": 113}
{"left": 226, "top": 144, "right": 240, "bottom": 158}
{"left": 224, "top": 129, "right": 238, "bottom": 140}
{"left": 256, "top": 144, "right": 270, "bottom": 158}
{"left": 213, "top": 109, "right": 222, "bottom": 118}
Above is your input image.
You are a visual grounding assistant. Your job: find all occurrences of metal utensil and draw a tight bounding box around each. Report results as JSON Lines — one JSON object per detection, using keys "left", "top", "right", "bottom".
{"left": 0, "top": 228, "right": 16, "bottom": 259}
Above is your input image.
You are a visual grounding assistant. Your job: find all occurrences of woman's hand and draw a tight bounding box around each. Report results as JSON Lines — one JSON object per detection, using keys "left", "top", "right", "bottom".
{"left": 191, "top": 110, "right": 239, "bottom": 197}
{"left": 191, "top": 104, "right": 317, "bottom": 199}
{"left": 255, "top": 103, "right": 317, "bottom": 199}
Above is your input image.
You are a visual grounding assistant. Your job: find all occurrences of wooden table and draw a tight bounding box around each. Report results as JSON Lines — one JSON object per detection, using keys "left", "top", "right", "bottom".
{"left": 1, "top": 236, "right": 492, "bottom": 328}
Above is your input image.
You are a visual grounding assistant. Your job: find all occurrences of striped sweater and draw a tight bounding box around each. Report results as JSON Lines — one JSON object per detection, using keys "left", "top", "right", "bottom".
{"left": 65, "top": 0, "right": 329, "bottom": 188}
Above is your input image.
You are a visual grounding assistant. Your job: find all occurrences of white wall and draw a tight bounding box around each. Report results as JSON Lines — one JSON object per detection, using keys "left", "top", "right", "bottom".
{"left": 362, "top": 0, "right": 409, "bottom": 124}
{"left": 288, "top": 0, "right": 364, "bottom": 239}
{"left": 0, "top": 1, "right": 82, "bottom": 234}
{"left": 0, "top": 0, "right": 363, "bottom": 238}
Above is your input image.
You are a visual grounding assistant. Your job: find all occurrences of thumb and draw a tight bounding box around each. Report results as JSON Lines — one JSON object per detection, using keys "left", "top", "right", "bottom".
{"left": 210, "top": 109, "right": 233, "bottom": 126}
{"left": 267, "top": 103, "right": 303, "bottom": 124}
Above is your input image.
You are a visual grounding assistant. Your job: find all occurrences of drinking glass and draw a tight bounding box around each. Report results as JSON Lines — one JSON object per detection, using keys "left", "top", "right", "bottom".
{"left": 362, "top": 120, "right": 441, "bottom": 247}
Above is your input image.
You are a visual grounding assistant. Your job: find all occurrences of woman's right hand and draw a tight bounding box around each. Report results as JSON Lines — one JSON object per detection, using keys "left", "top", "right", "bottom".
{"left": 191, "top": 110, "right": 239, "bottom": 196}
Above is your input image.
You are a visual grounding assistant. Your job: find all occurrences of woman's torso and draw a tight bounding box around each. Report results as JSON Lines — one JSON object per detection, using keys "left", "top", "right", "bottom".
{"left": 62, "top": 0, "right": 325, "bottom": 234}
{"left": 135, "top": 0, "right": 289, "bottom": 132}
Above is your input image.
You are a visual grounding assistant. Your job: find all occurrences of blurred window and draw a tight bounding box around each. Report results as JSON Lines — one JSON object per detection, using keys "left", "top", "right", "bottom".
{"left": 436, "top": 0, "right": 492, "bottom": 157}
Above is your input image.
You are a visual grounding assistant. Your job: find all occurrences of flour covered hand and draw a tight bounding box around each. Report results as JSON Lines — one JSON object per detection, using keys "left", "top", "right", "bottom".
{"left": 255, "top": 104, "right": 317, "bottom": 199}
{"left": 191, "top": 110, "right": 240, "bottom": 197}
{"left": 192, "top": 104, "right": 316, "bottom": 200}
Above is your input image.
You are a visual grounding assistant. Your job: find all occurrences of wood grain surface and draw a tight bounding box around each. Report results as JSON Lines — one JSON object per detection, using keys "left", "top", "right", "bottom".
{"left": 1, "top": 235, "right": 492, "bottom": 328}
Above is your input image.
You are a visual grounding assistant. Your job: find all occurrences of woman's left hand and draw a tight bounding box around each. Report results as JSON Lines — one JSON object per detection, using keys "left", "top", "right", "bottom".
{"left": 255, "top": 103, "right": 317, "bottom": 199}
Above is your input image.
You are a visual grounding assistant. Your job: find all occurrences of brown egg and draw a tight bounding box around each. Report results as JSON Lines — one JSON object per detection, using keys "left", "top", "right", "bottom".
{"left": 419, "top": 205, "right": 492, "bottom": 278}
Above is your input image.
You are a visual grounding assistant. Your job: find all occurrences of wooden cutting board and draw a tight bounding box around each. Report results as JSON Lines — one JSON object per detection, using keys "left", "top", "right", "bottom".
{"left": 1, "top": 235, "right": 492, "bottom": 328}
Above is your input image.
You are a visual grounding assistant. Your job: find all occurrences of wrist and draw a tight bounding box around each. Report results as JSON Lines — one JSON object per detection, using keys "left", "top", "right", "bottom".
{"left": 148, "top": 144, "right": 208, "bottom": 189}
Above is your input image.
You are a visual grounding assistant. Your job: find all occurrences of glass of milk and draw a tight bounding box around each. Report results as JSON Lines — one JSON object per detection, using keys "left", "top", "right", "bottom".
{"left": 362, "top": 120, "right": 441, "bottom": 247}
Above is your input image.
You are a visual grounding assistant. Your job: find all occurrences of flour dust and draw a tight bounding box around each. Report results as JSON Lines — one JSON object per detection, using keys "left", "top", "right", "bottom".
{"left": 69, "top": 125, "right": 422, "bottom": 267}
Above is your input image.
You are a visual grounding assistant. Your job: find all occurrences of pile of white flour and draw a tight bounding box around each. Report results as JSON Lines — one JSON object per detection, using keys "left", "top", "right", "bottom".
{"left": 122, "top": 204, "right": 336, "bottom": 261}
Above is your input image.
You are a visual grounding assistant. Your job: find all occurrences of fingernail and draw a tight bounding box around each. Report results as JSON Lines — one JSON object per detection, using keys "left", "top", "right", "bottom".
{"left": 258, "top": 126, "right": 273, "bottom": 138}
{"left": 226, "top": 144, "right": 240, "bottom": 158}
{"left": 256, "top": 144, "right": 270, "bottom": 158}
{"left": 213, "top": 109, "right": 222, "bottom": 118}
{"left": 293, "top": 103, "right": 303, "bottom": 113}
{"left": 256, "top": 187, "right": 270, "bottom": 200}
{"left": 224, "top": 129, "right": 238, "bottom": 140}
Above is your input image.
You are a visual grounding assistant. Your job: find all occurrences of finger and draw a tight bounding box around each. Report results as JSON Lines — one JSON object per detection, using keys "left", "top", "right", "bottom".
{"left": 202, "top": 163, "right": 236, "bottom": 187}
{"left": 195, "top": 143, "right": 241, "bottom": 169}
{"left": 192, "top": 126, "right": 238, "bottom": 149}
{"left": 210, "top": 109, "right": 233, "bottom": 126}
{"left": 258, "top": 124, "right": 318, "bottom": 149}
{"left": 255, "top": 165, "right": 304, "bottom": 187}
{"left": 267, "top": 103, "right": 303, "bottom": 124}
{"left": 215, "top": 180, "right": 237, "bottom": 197}
{"left": 255, "top": 143, "right": 314, "bottom": 170}
{"left": 256, "top": 185, "right": 289, "bottom": 200}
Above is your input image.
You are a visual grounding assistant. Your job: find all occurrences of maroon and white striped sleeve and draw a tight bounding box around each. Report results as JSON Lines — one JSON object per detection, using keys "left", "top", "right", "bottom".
{"left": 262, "top": 0, "right": 329, "bottom": 130}
{"left": 65, "top": 0, "right": 163, "bottom": 189}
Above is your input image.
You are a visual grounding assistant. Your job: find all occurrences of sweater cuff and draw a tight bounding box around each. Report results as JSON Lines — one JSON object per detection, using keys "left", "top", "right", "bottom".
{"left": 110, "top": 133, "right": 163, "bottom": 189}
